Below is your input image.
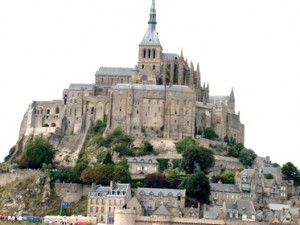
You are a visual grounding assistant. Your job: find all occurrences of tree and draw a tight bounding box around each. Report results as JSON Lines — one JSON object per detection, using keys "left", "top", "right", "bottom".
{"left": 181, "top": 145, "right": 214, "bottom": 174}
{"left": 144, "top": 173, "right": 168, "bottom": 188}
{"left": 166, "top": 170, "right": 185, "bottom": 189}
{"left": 113, "top": 165, "right": 131, "bottom": 183}
{"left": 282, "top": 162, "right": 300, "bottom": 185}
{"left": 103, "top": 152, "right": 114, "bottom": 165}
{"left": 19, "top": 137, "right": 56, "bottom": 169}
{"left": 143, "top": 141, "right": 154, "bottom": 154}
{"left": 113, "top": 143, "right": 129, "bottom": 156}
{"left": 176, "top": 138, "right": 195, "bottom": 154}
{"left": 4, "top": 145, "right": 15, "bottom": 162}
{"left": 80, "top": 164, "right": 114, "bottom": 184}
{"left": 220, "top": 171, "right": 235, "bottom": 184}
{"left": 239, "top": 148, "right": 257, "bottom": 167}
{"left": 197, "top": 146, "right": 215, "bottom": 174}
{"left": 181, "top": 147, "right": 200, "bottom": 174}
{"left": 181, "top": 172, "right": 210, "bottom": 204}
{"left": 203, "top": 127, "right": 218, "bottom": 140}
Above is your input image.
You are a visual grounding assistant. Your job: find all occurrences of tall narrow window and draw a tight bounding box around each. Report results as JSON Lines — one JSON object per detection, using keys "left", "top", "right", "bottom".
{"left": 143, "top": 49, "right": 146, "bottom": 58}
{"left": 153, "top": 65, "right": 155, "bottom": 70}
{"left": 148, "top": 49, "right": 151, "bottom": 58}
{"left": 153, "top": 49, "right": 156, "bottom": 58}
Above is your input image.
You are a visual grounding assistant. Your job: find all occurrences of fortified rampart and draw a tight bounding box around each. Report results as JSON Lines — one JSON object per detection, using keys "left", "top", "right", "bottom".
{"left": 114, "top": 208, "right": 270, "bottom": 225}
{"left": 54, "top": 182, "right": 92, "bottom": 203}
{"left": 0, "top": 169, "right": 44, "bottom": 187}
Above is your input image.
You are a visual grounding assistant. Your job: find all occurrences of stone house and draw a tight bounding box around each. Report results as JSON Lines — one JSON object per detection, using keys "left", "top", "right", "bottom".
{"left": 210, "top": 182, "right": 241, "bottom": 205}
{"left": 263, "top": 180, "right": 288, "bottom": 204}
{"left": 235, "top": 169, "right": 263, "bottom": 204}
{"left": 235, "top": 199, "right": 256, "bottom": 221}
{"left": 127, "top": 157, "right": 159, "bottom": 179}
{"left": 136, "top": 187, "right": 186, "bottom": 216}
{"left": 87, "top": 181, "right": 131, "bottom": 224}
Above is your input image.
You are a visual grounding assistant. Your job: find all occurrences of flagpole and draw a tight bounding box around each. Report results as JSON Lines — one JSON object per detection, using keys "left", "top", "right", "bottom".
{"left": 60, "top": 201, "right": 63, "bottom": 216}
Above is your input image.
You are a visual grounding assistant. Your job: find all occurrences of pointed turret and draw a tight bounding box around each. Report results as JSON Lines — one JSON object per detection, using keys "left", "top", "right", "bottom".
{"left": 140, "top": 0, "right": 160, "bottom": 46}
{"left": 180, "top": 49, "right": 184, "bottom": 58}
{"left": 148, "top": 0, "right": 157, "bottom": 25}
{"left": 228, "top": 88, "right": 235, "bottom": 112}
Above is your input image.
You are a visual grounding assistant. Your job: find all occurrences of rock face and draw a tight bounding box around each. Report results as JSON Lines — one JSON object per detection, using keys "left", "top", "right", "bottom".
{"left": 0, "top": 171, "right": 54, "bottom": 216}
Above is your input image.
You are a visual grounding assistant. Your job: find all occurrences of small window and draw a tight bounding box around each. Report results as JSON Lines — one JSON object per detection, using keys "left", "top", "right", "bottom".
{"left": 142, "top": 64, "right": 145, "bottom": 69}
{"left": 153, "top": 65, "right": 155, "bottom": 70}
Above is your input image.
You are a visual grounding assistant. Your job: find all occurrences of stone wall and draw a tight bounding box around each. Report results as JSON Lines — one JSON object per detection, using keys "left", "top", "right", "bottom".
{"left": 54, "top": 182, "right": 91, "bottom": 203}
{"left": 114, "top": 209, "right": 271, "bottom": 225}
{"left": 0, "top": 169, "right": 44, "bottom": 187}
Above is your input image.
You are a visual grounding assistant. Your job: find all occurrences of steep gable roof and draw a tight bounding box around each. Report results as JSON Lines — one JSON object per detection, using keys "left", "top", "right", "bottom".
{"left": 152, "top": 204, "right": 172, "bottom": 216}
{"left": 210, "top": 183, "right": 241, "bottom": 193}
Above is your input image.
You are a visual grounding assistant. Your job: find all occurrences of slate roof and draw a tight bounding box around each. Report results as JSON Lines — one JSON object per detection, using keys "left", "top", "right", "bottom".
{"left": 140, "top": 24, "right": 161, "bottom": 46}
{"left": 113, "top": 83, "right": 194, "bottom": 92}
{"left": 69, "top": 84, "right": 94, "bottom": 90}
{"left": 162, "top": 53, "right": 179, "bottom": 60}
{"left": 137, "top": 187, "right": 186, "bottom": 197}
{"left": 204, "top": 206, "right": 223, "bottom": 219}
{"left": 269, "top": 204, "right": 290, "bottom": 211}
{"left": 210, "top": 183, "right": 241, "bottom": 193}
{"left": 236, "top": 199, "right": 256, "bottom": 215}
{"left": 89, "top": 183, "right": 129, "bottom": 197}
{"left": 209, "top": 96, "right": 229, "bottom": 106}
{"left": 260, "top": 167, "right": 280, "bottom": 175}
{"left": 96, "top": 67, "right": 133, "bottom": 76}
{"left": 127, "top": 157, "right": 158, "bottom": 164}
{"left": 152, "top": 204, "right": 172, "bottom": 216}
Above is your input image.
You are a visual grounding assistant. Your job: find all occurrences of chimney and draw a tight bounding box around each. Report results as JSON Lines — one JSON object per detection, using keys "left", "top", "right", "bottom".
{"left": 110, "top": 181, "right": 114, "bottom": 192}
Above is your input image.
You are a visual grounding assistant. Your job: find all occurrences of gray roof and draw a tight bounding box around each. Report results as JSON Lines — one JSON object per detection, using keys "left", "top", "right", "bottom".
{"left": 236, "top": 199, "right": 256, "bottom": 215}
{"left": 210, "top": 183, "right": 241, "bottom": 193}
{"left": 209, "top": 96, "right": 229, "bottom": 106}
{"left": 96, "top": 67, "right": 133, "bottom": 76}
{"left": 260, "top": 167, "right": 280, "bottom": 175}
{"left": 69, "top": 83, "right": 94, "bottom": 90}
{"left": 226, "top": 203, "right": 238, "bottom": 211}
{"left": 269, "top": 204, "right": 290, "bottom": 211}
{"left": 113, "top": 83, "right": 194, "bottom": 92}
{"left": 162, "top": 53, "right": 179, "bottom": 60}
{"left": 137, "top": 187, "right": 186, "bottom": 197}
{"left": 127, "top": 157, "right": 158, "bottom": 164}
{"left": 240, "top": 169, "right": 255, "bottom": 177}
{"left": 204, "top": 206, "right": 223, "bottom": 219}
{"left": 140, "top": 24, "right": 161, "bottom": 46}
{"left": 89, "top": 183, "right": 129, "bottom": 197}
{"left": 152, "top": 204, "right": 172, "bottom": 216}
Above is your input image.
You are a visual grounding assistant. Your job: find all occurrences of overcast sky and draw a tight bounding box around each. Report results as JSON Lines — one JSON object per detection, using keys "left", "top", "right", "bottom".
{"left": 1, "top": 0, "right": 300, "bottom": 167}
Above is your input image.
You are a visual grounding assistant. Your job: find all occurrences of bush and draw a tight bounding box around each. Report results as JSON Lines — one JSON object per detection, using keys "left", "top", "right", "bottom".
{"left": 19, "top": 137, "right": 56, "bottom": 169}
{"left": 176, "top": 138, "right": 195, "bottom": 154}
{"left": 263, "top": 173, "right": 274, "bottom": 179}
{"left": 203, "top": 127, "right": 218, "bottom": 140}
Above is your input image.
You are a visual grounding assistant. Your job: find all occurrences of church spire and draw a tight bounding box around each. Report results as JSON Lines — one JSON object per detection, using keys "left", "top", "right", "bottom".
{"left": 140, "top": 0, "right": 161, "bottom": 46}
{"left": 148, "top": 0, "right": 157, "bottom": 24}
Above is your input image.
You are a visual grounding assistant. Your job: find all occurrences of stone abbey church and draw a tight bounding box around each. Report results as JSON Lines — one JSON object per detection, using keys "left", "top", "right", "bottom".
{"left": 18, "top": 0, "right": 244, "bottom": 149}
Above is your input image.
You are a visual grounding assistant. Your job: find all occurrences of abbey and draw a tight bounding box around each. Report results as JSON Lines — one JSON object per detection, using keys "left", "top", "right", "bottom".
{"left": 18, "top": 0, "right": 244, "bottom": 146}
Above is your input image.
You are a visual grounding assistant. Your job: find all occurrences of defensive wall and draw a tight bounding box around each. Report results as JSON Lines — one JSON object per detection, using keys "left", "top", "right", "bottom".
{"left": 114, "top": 208, "right": 271, "bottom": 225}
{"left": 54, "top": 182, "right": 92, "bottom": 203}
{"left": 0, "top": 169, "right": 44, "bottom": 187}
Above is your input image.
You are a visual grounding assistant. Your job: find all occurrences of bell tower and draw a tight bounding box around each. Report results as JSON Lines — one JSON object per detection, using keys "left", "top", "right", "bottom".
{"left": 137, "top": 0, "right": 162, "bottom": 84}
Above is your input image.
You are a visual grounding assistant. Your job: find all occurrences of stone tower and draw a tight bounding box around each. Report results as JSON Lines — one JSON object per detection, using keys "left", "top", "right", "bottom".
{"left": 137, "top": 0, "right": 162, "bottom": 84}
